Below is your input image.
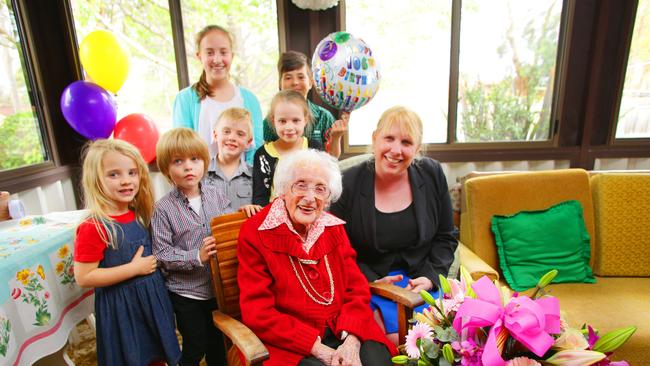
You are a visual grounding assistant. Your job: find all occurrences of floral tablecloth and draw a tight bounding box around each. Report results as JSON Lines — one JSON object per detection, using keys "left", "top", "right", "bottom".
{"left": 0, "top": 210, "right": 94, "bottom": 366}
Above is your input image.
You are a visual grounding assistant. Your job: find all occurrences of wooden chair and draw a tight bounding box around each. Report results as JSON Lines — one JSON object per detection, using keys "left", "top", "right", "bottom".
{"left": 210, "top": 211, "right": 268, "bottom": 366}
{"left": 209, "top": 211, "right": 424, "bottom": 365}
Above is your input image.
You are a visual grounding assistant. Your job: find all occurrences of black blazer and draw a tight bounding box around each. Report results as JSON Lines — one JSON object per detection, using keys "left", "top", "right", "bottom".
{"left": 330, "top": 157, "right": 457, "bottom": 288}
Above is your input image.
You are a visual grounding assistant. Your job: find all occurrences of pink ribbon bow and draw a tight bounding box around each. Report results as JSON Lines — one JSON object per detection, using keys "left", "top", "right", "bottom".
{"left": 453, "top": 276, "right": 561, "bottom": 366}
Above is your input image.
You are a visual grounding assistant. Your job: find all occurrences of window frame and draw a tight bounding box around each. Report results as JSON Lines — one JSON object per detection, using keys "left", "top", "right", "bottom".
{"left": 0, "top": 0, "right": 57, "bottom": 184}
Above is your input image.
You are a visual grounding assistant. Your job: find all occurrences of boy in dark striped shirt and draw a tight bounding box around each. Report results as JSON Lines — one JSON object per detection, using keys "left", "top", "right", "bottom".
{"left": 151, "top": 128, "right": 229, "bottom": 365}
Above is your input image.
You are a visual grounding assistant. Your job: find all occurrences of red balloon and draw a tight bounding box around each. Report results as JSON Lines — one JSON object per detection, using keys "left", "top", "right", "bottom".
{"left": 113, "top": 113, "right": 159, "bottom": 163}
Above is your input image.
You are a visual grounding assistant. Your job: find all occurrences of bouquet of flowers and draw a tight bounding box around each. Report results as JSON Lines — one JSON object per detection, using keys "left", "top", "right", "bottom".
{"left": 392, "top": 268, "right": 636, "bottom": 366}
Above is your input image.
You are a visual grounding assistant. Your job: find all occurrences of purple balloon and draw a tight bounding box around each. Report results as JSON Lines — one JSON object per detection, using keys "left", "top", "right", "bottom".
{"left": 60, "top": 81, "right": 117, "bottom": 139}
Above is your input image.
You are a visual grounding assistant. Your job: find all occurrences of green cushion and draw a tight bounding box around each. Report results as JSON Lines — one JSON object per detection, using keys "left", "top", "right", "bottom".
{"left": 491, "top": 200, "right": 596, "bottom": 292}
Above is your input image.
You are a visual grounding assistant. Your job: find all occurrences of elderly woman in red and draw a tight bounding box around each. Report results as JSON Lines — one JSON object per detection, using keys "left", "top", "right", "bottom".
{"left": 237, "top": 149, "right": 396, "bottom": 366}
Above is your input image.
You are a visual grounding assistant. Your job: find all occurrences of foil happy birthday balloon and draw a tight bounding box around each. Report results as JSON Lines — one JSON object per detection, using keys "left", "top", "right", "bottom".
{"left": 312, "top": 32, "right": 381, "bottom": 112}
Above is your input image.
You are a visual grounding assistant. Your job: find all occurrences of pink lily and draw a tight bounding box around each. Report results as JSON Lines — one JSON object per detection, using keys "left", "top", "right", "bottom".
{"left": 440, "top": 278, "right": 467, "bottom": 315}
{"left": 545, "top": 349, "right": 606, "bottom": 366}
{"left": 453, "top": 276, "right": 561, "bottom": 366}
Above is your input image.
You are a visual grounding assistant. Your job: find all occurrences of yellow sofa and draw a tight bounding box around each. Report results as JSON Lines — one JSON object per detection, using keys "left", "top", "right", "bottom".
{"left": 458, "top": 169, "right": 650, "bottom": 364}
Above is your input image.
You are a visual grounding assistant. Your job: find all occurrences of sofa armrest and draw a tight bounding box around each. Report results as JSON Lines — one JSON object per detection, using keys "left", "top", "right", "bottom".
{"left": 212, "top": 310, "right": 269, "bottom": 365}
{"left": 458, "top": 241, "right": 500, "bottom": 281}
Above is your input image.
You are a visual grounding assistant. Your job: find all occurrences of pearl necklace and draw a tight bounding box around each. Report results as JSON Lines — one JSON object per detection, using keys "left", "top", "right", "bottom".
{"left": 289, "top": 255, "right": 335, "bottom": 306}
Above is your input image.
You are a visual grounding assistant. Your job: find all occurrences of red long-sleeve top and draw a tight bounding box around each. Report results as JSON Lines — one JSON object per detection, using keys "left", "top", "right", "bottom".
{"left": 237, "top": 204, "right": 396, "bottom": 365}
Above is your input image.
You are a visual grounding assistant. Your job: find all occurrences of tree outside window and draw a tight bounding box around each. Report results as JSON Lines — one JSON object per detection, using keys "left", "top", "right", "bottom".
{"left": 0, "top": 1, "right": 47, "bottom": 172}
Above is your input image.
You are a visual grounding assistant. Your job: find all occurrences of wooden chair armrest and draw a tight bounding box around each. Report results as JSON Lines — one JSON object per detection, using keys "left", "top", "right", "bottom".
{"left": 458, "top": 241, "right": 500, "bottom": 281}
{"left": 212, "top": 310, "right": 269, "bottom": 366}
{"left": 370, "top": 281, "right": 425, "bottom": 344}
{"left": 369, "top": 282, "right": 425, "bottom": 308}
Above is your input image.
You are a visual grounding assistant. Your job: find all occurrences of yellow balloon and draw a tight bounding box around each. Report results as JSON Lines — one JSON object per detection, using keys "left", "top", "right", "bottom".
{"left": 79, "top": 30, "right": 129, "bottom": 94}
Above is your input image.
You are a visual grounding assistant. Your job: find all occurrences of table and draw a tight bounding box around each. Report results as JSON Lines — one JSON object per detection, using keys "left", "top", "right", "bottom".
{"left": 0, "top": 210, "right": 94, "bottom": 366}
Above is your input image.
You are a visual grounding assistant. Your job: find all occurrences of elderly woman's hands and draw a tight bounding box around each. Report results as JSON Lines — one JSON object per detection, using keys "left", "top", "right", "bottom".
{"left": 331, "top": 334, "right": 362, "bottom": 366}
{"left": 311, "top": 338, "right": 336, "bottom": 366}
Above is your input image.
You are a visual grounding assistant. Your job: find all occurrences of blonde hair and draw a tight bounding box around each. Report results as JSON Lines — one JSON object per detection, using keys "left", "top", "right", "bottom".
{"left": 266, "top": 90, "right": 313, "bottom": 134}
{"left": 214, "top": 107, "right": 253, "bottom": 137}
{"left": 156, "top": 128, "right": 210, "bottom": 184}
{"left": 373, "top": 106, "right": 424, "bottom": 152}
{"left": 193, "top": 25, "right": 234, "bottom": 100}
{"left": 80, "top": 139, "right": 154, "bottom": 248}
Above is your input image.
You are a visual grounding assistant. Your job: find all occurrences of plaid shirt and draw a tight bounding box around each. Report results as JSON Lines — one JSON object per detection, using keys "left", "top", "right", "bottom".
{"left": 152, "top": 183, "right": 229, "bottom": 299}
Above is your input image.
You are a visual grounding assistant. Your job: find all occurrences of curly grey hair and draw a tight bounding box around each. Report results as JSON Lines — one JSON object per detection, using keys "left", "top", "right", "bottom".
{"left": 273, "top": 149, "right": 342, "bottom": 203}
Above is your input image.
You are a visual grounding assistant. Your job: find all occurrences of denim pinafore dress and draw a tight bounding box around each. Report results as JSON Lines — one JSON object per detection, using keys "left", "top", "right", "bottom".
{"left": 95, "top": 217, "right": 181, "bottom": 366}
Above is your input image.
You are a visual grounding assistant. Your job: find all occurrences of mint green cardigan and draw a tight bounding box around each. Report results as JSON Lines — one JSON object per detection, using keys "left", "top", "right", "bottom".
{"left": 172, "top": 85, "right": 263, "bottom": 164}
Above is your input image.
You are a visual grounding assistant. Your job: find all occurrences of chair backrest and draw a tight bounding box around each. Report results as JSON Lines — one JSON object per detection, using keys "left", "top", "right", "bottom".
{"left": 460, "top": 169, "right": 596, "bottom": 272}
{"left": 210, "top": 211, "right": 249, "bottom": 319}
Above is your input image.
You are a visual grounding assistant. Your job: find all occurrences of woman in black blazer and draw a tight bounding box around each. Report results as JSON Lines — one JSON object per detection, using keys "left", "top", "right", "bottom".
{"left": 330, "top": 106, "right": 457, "bottom": 343}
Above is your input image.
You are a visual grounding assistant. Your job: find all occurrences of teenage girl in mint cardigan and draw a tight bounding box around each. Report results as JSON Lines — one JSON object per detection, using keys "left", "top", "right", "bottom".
{"left": 173, "top": 24, "right": 263, "bottom": 165}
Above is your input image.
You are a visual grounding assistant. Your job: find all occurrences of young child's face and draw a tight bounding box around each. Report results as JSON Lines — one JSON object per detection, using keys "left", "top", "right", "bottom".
{"left": 168, "top": 154, "right": 205, "bottom": 193}
{"left": 196, "top": 30, "right": 232, "bottom": 84}
{"left": 273, "top": 101, "right": 307, "bottom": 144}
{"left": 213, "top": 118, "right": 252, "bottom": 160}
{"left": 281, "top": 65, "right": 313, "bottom": 99}
{"left": 101, "top": 151, "right": 140, "bottom": 211}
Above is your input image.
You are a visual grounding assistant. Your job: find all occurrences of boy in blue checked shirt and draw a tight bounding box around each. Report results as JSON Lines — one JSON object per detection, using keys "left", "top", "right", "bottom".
{"left": 151, "top": 128, "right": 228, "bottom": 366}
{"left": 205, "top": 107, "right": 262, "bottom": 217}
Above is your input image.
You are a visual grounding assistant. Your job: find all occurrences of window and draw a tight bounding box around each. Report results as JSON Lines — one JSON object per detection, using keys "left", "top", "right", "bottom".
{"left": 0, "top": 1, "right": 47, "bottom": 172}
{"left": 616, "top": 0, "right": 650, "bottom": 139}
{"left": 69, "top": 0, "right": 279, "bottom": 133}
{"left": 457, "top": 0, "right": 561, "bottom": 142}
{"left": 70, "top": 0, "right": 178, "bottom": 132}
{"left": 345, "top": 0, "right": 452, "bottom": 146}
{"left": 344, "top": 0, "right": 563, "bottom": 146}
{"left": 180, "top": 0, "right": 279, "bottom": 112}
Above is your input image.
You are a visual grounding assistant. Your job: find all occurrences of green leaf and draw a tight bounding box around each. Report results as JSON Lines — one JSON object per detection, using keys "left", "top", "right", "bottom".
{"left": 434, "top": 325, "right": 459, "bottom": 343}
{"left": 421, "top": 337, "right": 439, "bottom": 359}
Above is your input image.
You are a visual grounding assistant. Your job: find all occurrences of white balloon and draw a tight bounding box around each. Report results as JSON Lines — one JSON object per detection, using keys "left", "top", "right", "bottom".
{"left": 312, "top": 32, "right": 381, "bottom": 112}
